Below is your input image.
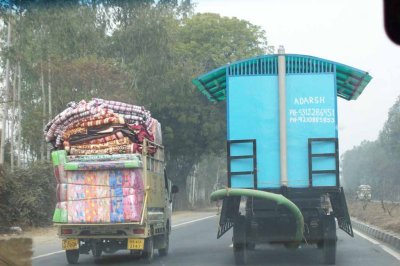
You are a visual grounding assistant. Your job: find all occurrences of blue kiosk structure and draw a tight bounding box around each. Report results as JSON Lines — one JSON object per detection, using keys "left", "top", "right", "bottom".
{"left": 193, "top": 48, "right": 372, "bottom": 265}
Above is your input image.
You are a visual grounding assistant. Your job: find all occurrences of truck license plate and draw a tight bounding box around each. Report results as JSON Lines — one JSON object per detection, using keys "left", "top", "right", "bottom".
{"left": 62, "top": 239, "right": 79, "bottom": 250}
{"left": 127, "top": 239, "right": 144, "bottom": 250}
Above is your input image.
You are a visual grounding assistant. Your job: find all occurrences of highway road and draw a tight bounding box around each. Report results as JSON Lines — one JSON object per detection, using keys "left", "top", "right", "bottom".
{"left": 32, "top": 211, "right": 400, "bottom": 266}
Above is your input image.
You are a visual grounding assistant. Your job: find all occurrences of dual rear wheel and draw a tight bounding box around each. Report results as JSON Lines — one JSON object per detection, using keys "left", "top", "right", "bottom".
{"left": 233, "top": 216, "right": 247, "bottom": 265}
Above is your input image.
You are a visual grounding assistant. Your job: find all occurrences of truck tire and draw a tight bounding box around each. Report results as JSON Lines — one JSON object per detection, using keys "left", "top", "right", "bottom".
{"left": 233, "top": 215, "right": 247, "bottom": 265}
{"left": 92, "top": 248, "right": 102, "bottom": 264}
{"left": 66, "top": 250, "right": 79, "bottom": 264}
{"left": 143, "top": 237, "right": 154, "bottom": 264}
{"left": 158, "top": 231, "right": 169, "bottom": 257}
{"left": 323, "top": 216, "right": 337, "bottom": 265}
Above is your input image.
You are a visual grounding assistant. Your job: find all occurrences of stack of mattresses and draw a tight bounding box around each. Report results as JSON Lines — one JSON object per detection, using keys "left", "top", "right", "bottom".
{"left": 47, "top": 99, "right": 161, "bottom": 224}
{"left": 44, "top": 98, "right": 162, "bottom": 155}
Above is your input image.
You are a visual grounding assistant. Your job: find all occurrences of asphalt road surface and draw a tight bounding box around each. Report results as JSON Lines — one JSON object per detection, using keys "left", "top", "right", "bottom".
{"left": 32, "top": 212, "right": 400, "bottom": 266}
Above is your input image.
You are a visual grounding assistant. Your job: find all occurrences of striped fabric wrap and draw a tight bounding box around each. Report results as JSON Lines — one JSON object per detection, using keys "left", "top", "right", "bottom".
{"left": 50, "top": 107, "right": 105, "bottom": 144}
{"left": 92, "top": 98, "right": 152, "bottom": 129}
{"left": 63, "top": 127, "right": 88, "bottom": 140}
{"left": 45, "top": 102, "right": 95, "bottom": 141}
{"left": 69, "top": 137, "right": 131, "bottom": 151}
{"left": 69, "top": 143, "right": 138, "bottom": 155}
{"left": 67, "top": 153, "right": 140, "bottom": 162}
{"left": 64, "top": 132, "right": 126, "bottom": 151}
{"left": 65, "top": 110, "right": 114, "bottom": 128}
{"left": 87, "top": 116, "right": 124, "bottom": 128}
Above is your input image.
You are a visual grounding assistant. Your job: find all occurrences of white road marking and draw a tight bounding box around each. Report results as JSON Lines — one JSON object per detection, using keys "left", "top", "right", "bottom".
{"left": 32, "top": 214, "right": 217, "bottom": 260}
{"left": 172, "top": 215, "right": 217, "bottom": 229}
{"left": 32, "top": 250, "right": 64, "bottom": 260}
{"left": 354, "top": 229, "right": 400, "bottom": 261}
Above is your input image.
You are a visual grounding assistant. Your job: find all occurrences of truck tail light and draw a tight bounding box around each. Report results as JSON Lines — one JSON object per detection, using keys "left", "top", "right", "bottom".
{"left": 62, "top": 228, "right": 73, "bottom": 235}
{"left": 133, "top": 228, "right": 145, "bottom": 234}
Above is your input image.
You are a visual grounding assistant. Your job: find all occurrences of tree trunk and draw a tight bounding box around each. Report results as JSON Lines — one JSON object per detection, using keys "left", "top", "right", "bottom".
{"left": 0, "top": 17, "right": 12, "bottom": 165}
{"left": 47, "top": 58, "right": 52, "bottom": 160}
{"left": 10, "top": 65, "right": 17, "bottom": 172}
{"left": 40, "top": 62, "right": 46, "bottom": 162}
{"left": 167, "top": 156, "right": 197, "bottom": 210}
{"left": 17, "top": 62, "right": 22, "bottom": 167}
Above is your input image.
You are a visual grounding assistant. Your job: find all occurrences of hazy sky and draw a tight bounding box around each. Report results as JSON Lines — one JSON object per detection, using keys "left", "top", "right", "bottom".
{"left": 194, "top": 0, "right": 400, "bottom": 154}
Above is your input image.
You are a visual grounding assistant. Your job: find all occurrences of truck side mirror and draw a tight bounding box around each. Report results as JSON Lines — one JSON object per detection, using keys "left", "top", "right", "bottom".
{"left": 171, "top": 185, "right": 179, "bottom": 194}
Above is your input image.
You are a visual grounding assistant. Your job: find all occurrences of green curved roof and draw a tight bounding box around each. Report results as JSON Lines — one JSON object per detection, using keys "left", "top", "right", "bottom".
{"left": 192, "top": 54, "right": 372, "bottom": 102}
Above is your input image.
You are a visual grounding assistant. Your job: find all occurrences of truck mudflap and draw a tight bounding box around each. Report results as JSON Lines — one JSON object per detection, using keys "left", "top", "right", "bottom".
{"left": 217, "top": 196, "right": 241, "bottom": 239}
{"left": 330, "top": 187, "right": 354, "bottom": 237}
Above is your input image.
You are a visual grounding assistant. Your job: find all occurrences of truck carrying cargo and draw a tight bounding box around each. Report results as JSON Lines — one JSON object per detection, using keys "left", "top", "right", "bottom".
{"left": 192, "top": 48, "right": 373, "bottom": 265}
{"left": 45, "top": 99, "right": 178, "bottom": 264}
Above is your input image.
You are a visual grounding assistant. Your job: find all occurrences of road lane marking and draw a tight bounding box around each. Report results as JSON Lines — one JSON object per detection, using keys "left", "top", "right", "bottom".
{"left": 32, "top": 214, "right": 217, "bottom": 260}
{"left": 354, "top": 229, "right": 400, "bottom": 261}
{"left": 172, "top": 215, "right": 217, "bottom": 229}
{"left": 353, "top": 229, "right": 380, "bottom": 244}
{"left": 32, "top": 250, "right": 64, "bottom": 260}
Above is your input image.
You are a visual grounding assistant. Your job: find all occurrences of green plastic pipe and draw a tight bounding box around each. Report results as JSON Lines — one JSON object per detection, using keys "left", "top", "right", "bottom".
{"left": 210, "top": 188, "right": 304, "bottom": 244}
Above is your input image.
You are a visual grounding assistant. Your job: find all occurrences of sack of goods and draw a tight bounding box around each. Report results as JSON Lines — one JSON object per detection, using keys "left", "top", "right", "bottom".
{"left": 45, "top": 99, "right": 162, "bottom": 224}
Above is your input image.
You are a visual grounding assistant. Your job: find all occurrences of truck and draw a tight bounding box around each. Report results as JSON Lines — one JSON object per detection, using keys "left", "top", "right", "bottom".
{"left": 51, "top": 139, "right": 178, "bottom": 264}
{"left": 192, "top": 48, "right": 372, "bottom": 265}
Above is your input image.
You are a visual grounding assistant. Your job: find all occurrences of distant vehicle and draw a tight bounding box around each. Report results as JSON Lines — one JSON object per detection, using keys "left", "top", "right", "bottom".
{"left": 356, "top": 185, "right": 372, "bottom": 201}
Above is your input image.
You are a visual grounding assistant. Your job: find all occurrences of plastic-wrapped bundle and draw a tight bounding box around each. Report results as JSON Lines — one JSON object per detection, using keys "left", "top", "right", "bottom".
{"left": 53, "top": 168, "right": 145, "bottom": 224}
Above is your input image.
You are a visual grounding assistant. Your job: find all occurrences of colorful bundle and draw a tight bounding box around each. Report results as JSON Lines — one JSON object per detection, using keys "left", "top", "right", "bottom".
{"left": 52, "top": 165, "right": 145, "bottom": 224}
{"left": 44, "top": 99, "right": 162, "bottom": 155}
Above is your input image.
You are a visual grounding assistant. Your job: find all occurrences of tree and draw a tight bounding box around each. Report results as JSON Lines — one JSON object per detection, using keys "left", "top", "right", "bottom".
{"left": 177, "top": 13, "right": 267, "bottom": 71}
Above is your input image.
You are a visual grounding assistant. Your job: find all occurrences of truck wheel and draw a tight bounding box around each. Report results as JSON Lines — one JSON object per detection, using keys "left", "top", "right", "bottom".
{"left": 158, "top": 231, "right": 169, "bottom": 257}
{"left": 323, "top": 216, "right": 337, "bottom": 265}
{"left": 143, "top": 237, "right": 154, "bottom": 264}
{"left": 66, "top": 250, "right": 79, "bottom": 264}
{"left": 233, "top": 216, "right": 247, "bottom": 265}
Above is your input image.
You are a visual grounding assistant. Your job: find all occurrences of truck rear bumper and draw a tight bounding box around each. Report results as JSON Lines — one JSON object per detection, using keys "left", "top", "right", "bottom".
{"left": 56, "top": 223, "right": 148, "bottom": 239}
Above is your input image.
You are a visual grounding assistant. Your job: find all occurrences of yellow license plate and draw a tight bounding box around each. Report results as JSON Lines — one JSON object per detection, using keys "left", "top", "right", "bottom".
{"left": 127, "top": 239, "right": 144, "bottom": 250}
{"left": 62, "top": 239, "right": 79, "bottom": 250}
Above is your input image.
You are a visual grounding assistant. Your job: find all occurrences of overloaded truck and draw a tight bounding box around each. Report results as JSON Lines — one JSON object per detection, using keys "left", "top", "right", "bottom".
{"left": 192, "top": 48, "right": 372, "bottom": 265}
{"left": 46, "top": 99, "right": 178, "bottom": 264}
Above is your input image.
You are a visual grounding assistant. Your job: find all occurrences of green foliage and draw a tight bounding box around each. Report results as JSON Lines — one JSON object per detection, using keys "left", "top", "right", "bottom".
{"left": 177, "top": 13, "right": 267, "bottom": 71}
{"left": 380, "top": 96, "right": 400, "bottom": 155}
{"left": 0, "top": 163, "right": 55, "bottom": 227}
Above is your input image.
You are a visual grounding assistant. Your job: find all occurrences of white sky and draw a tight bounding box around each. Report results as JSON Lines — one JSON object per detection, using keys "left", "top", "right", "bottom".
{"left": 194, "top": 0, "right": 400, "bottom": 154}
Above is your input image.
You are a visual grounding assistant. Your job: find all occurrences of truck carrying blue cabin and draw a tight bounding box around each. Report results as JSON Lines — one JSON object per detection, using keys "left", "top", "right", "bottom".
{"left": 193, "top": 49, "right": 372, "bottom": 265}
